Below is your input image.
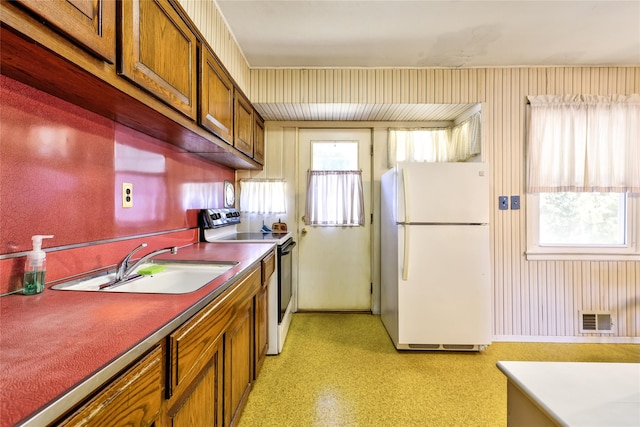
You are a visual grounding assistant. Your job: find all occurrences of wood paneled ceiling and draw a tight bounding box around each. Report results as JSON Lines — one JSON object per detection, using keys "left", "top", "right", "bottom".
{"left": 253, "top": 103, "right": 477, "bottom": 122}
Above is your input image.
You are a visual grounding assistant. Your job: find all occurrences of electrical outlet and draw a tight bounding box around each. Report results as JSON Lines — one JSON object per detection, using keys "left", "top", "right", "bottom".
{"left": 122, "top": 182, "right": 133, "bottom": 208}
{"left": 511, "top": 195, "right": 520, "bottom": 210}
{"left": 498, "top": 196, "right": 508, "bottom": 210}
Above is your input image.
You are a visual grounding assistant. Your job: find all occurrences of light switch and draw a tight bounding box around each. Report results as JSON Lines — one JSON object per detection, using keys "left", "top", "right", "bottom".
{"left": 511, "top": 195, "right": 520, "bottom": 210}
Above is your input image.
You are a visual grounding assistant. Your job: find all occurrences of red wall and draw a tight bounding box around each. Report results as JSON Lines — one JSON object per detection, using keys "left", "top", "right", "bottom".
{"left": 0, "top": 76, "right": 234, "bottom": 293}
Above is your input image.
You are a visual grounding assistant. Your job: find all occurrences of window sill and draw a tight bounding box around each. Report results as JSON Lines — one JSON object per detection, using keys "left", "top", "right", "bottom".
{"left": 525, "top": 250, "right": 640, "bottom": 262}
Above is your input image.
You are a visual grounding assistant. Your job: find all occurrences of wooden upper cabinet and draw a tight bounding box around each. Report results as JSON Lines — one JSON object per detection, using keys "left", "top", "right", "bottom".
{"left": 200, "top": 47, "right": 234, "bottom": 144}
{"left": 234, "top": 90, "right": 254, "bottom": 157}
{"left": 253, "top": 111, "right": 264, "bottom": 165}
{"left": 119, "top": 0, "right": 197, "bottom": 119}
{"left": 14, "top": 0, "right": 116, "bottom": 63}
{"left": 253, "top": 111, "right": 265, "bottom": 164}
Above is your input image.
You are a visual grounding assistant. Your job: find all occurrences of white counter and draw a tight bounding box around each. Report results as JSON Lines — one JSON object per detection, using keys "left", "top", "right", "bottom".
{"left": 497, "top": 361, "right": 640, "bottom": 426}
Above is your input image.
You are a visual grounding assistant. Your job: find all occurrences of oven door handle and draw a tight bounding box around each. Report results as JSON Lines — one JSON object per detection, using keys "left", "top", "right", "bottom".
{"left": 279, "top": 240, "right": 297, "bottom": 255}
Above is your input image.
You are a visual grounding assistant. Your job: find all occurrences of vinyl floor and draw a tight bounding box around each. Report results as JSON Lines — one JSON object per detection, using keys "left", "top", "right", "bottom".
{"left": 238, "top": 313, "right": 639, "bottom": 427}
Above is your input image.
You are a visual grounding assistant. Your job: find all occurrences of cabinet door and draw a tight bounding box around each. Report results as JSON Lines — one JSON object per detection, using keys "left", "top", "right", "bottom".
{"left": 224, "top": 299, "right": 253, "bottom": 426}
{"left": 255, "top": 250, "right": 274, "bottom": 377}
{"left": 234, "top": 90, "right": 253, "bottom": 157}
{"left": 60, "top": 346, "right": 163, "bottom": 426}
{"left": 253, "top": 111, "right": 265, "bottom": 164}
{"left": 169, "top": 336, "right": 224, "bottom": 427}
{"left": 167, "top": 297, "right": 229, "bottom": 400}
{"left": 119, "top": 0, "right": 197, "bottom": 119}
{"left": 15, "top": 0, "right": 116, "bottom": 63}
{"left": 254, "top": 286, "right": 268, "bottom": 378}
{"left": 200, "top": 47, "right": 234, "bottom": 144}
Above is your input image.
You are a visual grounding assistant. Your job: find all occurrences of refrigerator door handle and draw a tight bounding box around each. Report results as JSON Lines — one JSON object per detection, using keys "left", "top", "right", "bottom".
{"left": 402, "top": 225, "right": 410, "bottom": 280}
{"left": 402, "top": 167, "right": 410, "bottom": 223}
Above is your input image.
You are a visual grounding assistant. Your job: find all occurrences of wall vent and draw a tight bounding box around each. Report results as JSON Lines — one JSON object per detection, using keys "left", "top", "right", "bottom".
{"left": 580, "top": 311, "right": 614, "bottom": 333}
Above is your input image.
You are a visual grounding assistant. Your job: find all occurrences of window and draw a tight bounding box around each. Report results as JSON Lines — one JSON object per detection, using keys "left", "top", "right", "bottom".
{"left": 312, "top": 141, "right": 358, "bottom": 170}
{"left": 387, "top": 111, "right": 482, "bottom": 167}
{"left": 539, "top": 193, "right": 626, "bottom": 246}
{"left": 239, "top": 179, "right": 286, "bottom": 214}
{"left": 526, "top": 94, "right": 640, "bottom": 260}
{"left": 527, "top": 192, "right": 638, "bottom": 260}
{"left": 305, "top": 141, "right": 364, "bottom": 226}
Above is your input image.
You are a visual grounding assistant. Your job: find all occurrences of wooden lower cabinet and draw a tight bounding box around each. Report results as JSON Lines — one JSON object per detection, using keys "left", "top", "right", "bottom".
{"left": 56, "top": 260, "right": 268, "bottom": 427}
{"left": 167, "top": 336, "right": 224, "bottom": 427}
{"left": 224, "top": 299, "right": 254, "bottom": 426}
{"left": 59, "top": 345, "right": 163, "bottom": 426}
{"left": 254, "top": 286, "right": 268, "bottom": 378}
{"left": 255, "top": 249, "right": 275, "bottom": 378}
{"left": 166, "top": 264, "right": 261, "bottom": 427}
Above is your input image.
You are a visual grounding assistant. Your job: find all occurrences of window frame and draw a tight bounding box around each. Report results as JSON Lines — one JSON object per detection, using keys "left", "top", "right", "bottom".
{"left": 526, "top": 192, "right": 640, "bottom": 261}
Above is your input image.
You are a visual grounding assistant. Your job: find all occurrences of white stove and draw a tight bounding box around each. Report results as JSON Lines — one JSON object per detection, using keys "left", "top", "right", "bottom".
{"left": 200, "top": 208, "right": 295, "bottom": 355}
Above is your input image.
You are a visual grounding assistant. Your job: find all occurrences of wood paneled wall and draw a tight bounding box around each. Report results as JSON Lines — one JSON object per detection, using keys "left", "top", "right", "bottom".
{"left": 250, "top": 67, "right": 640, "bottom": 340}
{"left": 172, "top": 0, "right": 638, "bottom": 340}
{"left": 176, "top": 0, "right": 250, "bottom": 93}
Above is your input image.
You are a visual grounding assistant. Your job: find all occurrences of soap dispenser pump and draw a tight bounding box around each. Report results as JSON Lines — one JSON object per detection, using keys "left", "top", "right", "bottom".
{"left": 23, "top": 235, "right": 54, "bottom": 295}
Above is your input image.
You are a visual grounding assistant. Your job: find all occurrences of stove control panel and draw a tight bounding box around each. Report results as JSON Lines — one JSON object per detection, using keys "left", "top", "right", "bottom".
{"left": 200, "top": 208, "right": 241, "bottom": 229}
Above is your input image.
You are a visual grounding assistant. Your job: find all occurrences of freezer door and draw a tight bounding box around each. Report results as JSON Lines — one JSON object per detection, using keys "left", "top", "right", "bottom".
{"left": 397, "top": 224, "right": 491, "bottom": 346}
{"left": 397, "top": 162, "right": 489, "bottom": 224}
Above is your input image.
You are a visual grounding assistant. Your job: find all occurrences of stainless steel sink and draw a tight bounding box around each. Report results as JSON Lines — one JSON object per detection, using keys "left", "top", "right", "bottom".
{"left": 51, "top": 261, "right": 237, "bottom": 294}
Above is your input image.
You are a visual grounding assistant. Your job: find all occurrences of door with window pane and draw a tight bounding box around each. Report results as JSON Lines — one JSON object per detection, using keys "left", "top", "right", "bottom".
{"left": 297, "top": 129, "right": 372, "bottom": 311}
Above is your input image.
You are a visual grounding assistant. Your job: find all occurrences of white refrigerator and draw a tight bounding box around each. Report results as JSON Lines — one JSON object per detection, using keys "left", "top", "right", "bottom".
{"left": 380, "top": 162, "right": 491, "bottom": 351}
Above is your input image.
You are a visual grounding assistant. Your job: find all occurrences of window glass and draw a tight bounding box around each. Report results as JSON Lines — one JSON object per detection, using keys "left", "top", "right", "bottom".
{"left": 312, "top": 141, "right": 358, "bottom": 170}
{"left": 539, "top": 192, "right": 626, "bottom": 246}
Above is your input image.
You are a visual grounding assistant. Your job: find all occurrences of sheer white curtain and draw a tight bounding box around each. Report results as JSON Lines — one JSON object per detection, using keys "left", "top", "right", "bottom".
{"left": 449, "top": 112, "right": 482, "bottom": 162}
{"left": 388, "top": 112, "right": 482, "bottom": 167}
{"left": 527, "top": 94, "right": 640, "bottom": 193}
{"left": 239, "top": 179, "right": 286, "bottom": 214}
{"left": 388, "top": 128, "right": 450, "bottom": 167}
{"left": 305, "top": 171, "right": 364, "bottom": 226}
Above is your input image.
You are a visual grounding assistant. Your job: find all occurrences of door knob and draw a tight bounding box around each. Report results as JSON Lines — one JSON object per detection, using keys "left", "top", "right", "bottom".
{"left": 301, "top": 228, "right": 307, "bottom": 235}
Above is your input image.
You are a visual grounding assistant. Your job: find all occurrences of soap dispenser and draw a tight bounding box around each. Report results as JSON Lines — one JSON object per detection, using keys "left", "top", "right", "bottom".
{"left": 23, "top": 235, "right": 54, "bottom": 295}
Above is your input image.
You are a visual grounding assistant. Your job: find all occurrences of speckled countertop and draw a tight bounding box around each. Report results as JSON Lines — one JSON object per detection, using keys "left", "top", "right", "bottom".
{"left": 0, "top": 242, "right": 275, "bottom": 427}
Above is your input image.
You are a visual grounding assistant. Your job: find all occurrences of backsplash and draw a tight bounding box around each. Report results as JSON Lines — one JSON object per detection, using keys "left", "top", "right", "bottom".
{"left": 0, "top": 75, "right": 234, "bottom": 293}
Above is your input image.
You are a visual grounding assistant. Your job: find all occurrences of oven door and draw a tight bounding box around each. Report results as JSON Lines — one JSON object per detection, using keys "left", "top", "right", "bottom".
{"left": 277, "top": 238, "right": 296, "bottom": 323}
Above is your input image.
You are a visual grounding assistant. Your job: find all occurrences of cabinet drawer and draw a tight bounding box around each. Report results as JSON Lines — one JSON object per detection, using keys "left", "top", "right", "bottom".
{"left": 261, "top": 250, "right": 276, "bottom": 287}
{"left": 60, "top": 345, "right": 163, "bottom": 426}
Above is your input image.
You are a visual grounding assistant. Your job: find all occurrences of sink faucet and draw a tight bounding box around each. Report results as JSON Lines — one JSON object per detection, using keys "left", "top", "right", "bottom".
{"left": 115, "top": 243, "right": 178, "bottom": 282}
